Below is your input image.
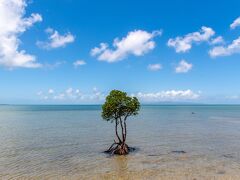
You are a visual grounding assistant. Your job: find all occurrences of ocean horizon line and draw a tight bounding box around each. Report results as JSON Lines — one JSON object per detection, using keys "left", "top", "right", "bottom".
{"left": 1, "top": 103, "right": 240, "bottom": 106}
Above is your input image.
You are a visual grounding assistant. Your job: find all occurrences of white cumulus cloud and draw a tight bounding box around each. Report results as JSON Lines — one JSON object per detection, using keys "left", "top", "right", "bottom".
{"left": 167, "top": 26, "right": 215, "bottom": 53}
{"left": 175, "top": 60, "right": 193, "bottom": 73}
{"left": 91, "top": 30, "right": 162, "bottom": 62}
{"left": 148, "top": 64, "right": 162, "bottom": 71}
{"left": 0, "top": 0, "right": 42, "bottom": 69}
{"left": 133, "top": 89, "right": 200, "bottom": 102}
{"left": 230, "top": 17, "right": 240, "bottom": 29}
{"left": 209, "top": 37, "right": 240, "bottom": 57}
{"left": 37, "top": 28, "right": 75, "bottom": 49}
{"left": 73, "top": 60, "right": 86, "bottom": 68}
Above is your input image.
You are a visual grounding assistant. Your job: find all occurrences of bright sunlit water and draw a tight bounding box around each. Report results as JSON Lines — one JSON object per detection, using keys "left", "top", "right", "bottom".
{"left": 0, "top": 105, "right": 240, "bottom": 179}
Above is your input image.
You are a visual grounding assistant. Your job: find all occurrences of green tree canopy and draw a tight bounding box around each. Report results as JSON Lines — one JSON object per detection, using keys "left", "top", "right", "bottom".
{"left": 102, "top": 90, "right": 140, "bottom": 121}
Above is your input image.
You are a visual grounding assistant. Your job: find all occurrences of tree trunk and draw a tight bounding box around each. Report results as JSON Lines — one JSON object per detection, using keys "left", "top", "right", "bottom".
{"left": 119, "top": 118, "right": 125, "bottom": 142}
{"left": 105, "top": 118, "right": 130, "bottom": 155}
{"left": 113, "top": 118, "right": 129, "bottom": 155}
{"left": 123, "top": 120, "right": 127, "bottom": 143}
{"left": 122, "top": 115, "right": 128, "bottom": 143}
{"left": 115, "top": 119, "right": 121, "bottom": 143}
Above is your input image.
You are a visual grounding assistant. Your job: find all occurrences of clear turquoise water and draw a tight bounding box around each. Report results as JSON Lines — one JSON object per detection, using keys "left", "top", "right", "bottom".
{"left": 0, "top": 105, "right": 240, "bottom": 179}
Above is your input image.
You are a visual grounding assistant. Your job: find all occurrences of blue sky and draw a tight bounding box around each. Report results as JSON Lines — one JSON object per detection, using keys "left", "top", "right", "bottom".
{"left": 1, "top": 0, "right": 240, "bottom": 104}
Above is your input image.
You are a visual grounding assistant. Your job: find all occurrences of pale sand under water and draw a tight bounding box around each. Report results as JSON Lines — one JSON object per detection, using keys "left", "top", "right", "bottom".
{"left": 0, "top": 105, "right": 240, "bottom": 179}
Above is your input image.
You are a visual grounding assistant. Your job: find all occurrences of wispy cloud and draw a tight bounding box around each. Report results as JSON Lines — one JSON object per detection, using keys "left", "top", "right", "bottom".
{"left": 37, "top": 87, "right": 105, "bottom": 103}
{"left": 230, "top": 17, "right": 240, "bottom": 29}
{"left": 43, "top": 61, "right": 66, "bottom": 70}
{"left": 37, "top": 88, "right": 201, "bottom": 103}
{"left": 210, "top": 36, "right": 224, "bottom": 45}
{"left": 0, "top": 0, "right": 42, "bottom": 69}
{"left": 175, "top": 60, "right": 193, "bottom": 73}
{"left": 91, "top": 30, "right": 162, "bottom": 62}
{"left": 167, "top": 26, "right": 215, "bottom": 53}
{"left": 147, "top": 64, "right": 162, "bottom": 71}
{"left": 48, "top": 89, "right": 54, "bottom": 94}
{"left": 37, "top": 28, "right": 75, "bottom": 49}
{"left": 226, "top": 95, "right": 240, "bottom": 100}
{"left": 73, "top": 60, "right": 86, "bottom": 68}
{"left": 90, "top": 43, "right": 108, "bottom": 56}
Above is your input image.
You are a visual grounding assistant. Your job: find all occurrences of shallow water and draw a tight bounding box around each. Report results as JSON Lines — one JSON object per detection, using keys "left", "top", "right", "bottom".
{"left": 0, "top": 105, "right": 240, "bottom": 179}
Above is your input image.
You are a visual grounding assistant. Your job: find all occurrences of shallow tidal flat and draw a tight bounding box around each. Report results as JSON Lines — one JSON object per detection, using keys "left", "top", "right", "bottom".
{"left": 0, "top": 105, "right": 240, "bottom": 179}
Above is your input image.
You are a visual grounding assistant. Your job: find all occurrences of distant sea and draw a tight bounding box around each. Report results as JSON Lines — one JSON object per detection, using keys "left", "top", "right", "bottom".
{"left": 1, "top": 105, "right": 240, "bottom": 179}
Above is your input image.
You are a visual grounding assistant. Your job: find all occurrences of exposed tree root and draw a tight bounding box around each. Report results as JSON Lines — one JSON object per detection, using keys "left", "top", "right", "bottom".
{"left": 105, "top": 142, "right": 118, "bottom": 153}
{"left": 105, "top": 142, "right": 135, "bottom": 155}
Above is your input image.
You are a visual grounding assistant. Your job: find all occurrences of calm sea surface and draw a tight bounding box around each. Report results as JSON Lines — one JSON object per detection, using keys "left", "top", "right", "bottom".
{"left": 0, "top": 105, "right": 240, "bottom": 179}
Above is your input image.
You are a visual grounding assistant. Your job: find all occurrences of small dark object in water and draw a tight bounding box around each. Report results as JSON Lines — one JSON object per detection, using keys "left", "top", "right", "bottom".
{"left": 192, "top": 112, "right": 195, "bottom": 114}
{"left": 222, "top": 154, "right": 234, "bottom": 158}
{"left": 171, "top": 150, "right": 186, "bottom": 154}
{"left": 128, "top": 147, "right": 136, "bottom": 152}
{"left": 148, "top": 154, "right": 163, "bottom": 157}
{"left": 217, "top": 170, "right": 225, "bottom": 174}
